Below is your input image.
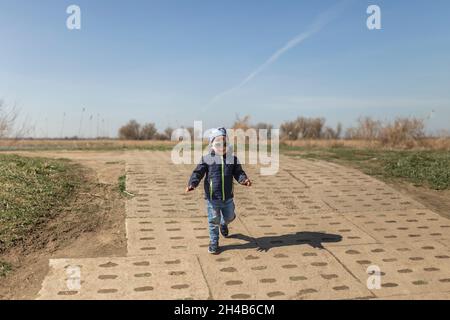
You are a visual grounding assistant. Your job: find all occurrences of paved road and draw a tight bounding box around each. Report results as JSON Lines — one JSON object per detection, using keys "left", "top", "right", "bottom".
{"left": 38, "top": 151, "right": 450, "bottom": 299}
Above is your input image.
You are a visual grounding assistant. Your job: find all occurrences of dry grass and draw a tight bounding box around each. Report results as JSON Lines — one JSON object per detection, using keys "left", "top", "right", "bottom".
{"left": 0, "top": 139, "right": 177, "bottom": 151}
{"left": 2, "top": 137, "right": 450, "bottom": 151}
{"left": 282, "top": 139, "right": 380, "bottom": 149}
{"left": 282, "top": 138, "right": 450, "bottom": 151}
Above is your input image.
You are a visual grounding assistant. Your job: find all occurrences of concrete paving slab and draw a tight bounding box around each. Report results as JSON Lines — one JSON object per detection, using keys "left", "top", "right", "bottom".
{"left": 372, "top": 291, "right": 450, "bottom": 300}
{"left": 239, "top": 214, "right": 377, "bottom": 249}
{"left": 125, "top": 192, "right": 205, "bottom": 218}
{"left": 328, "top": 241, "right": 450, "bottom": 298}
{"left": 37, "top": 152, "right": 450, "bottom": 300}
{"left": 38, "top": 255, "right": 210, "bottom": 300}
{"left": 198, "top": 247, "right": 374, "bottom": 300}
{"left": 344, "top": 209, "right": 450, "bottom": 243}
{"left": 438, "top": 239, "right": 450, "bottom": 249}
{"left": 233, "top": 182, "right": 332, "bottom": 216}
{"left": 281, "top": 158, "right": 384, "bottom": 187}
{"left": 315, "top": 185, "right": 425, "bottom": 213}
{"left": 234, "top": 195, "right": 331, "bottom": 216}
{"left": 126, "top": 217, "right": 255, "bottom": 256}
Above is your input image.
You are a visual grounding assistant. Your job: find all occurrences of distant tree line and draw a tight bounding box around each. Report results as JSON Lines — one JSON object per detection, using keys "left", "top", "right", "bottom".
{"left": 117, "top": 114, "right": 438, "bottom": 147}
{"left": 231, "top": 114, "right": 429, "bottom": 147}
{"left": 118, "top": 120, "right": 176, "bottom": 140}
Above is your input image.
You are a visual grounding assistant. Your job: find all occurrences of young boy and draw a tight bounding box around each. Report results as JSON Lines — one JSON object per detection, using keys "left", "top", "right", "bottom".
{"left": 186, "top": 127, "right": 251, "bottom": 254}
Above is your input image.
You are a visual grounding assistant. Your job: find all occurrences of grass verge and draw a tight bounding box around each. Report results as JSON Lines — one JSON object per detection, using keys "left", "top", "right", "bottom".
{"left": 284, "top": 146, "right": 450, "bottom": 190}
{"left": 118, "top": 175, "right": 126, "bottom": 193}
{"left": 0, "top": 261, "right": 12, "bottom": 277}
{"left": 0, "top": 154, "right": 82, "bottom": 254}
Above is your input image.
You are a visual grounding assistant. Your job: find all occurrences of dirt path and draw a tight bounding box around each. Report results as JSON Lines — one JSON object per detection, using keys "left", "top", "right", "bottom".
{"left": 32, "top": 151, "right": 450, "bottom": 299}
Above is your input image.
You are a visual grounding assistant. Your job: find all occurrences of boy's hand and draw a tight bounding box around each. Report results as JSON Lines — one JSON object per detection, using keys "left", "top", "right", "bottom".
{"left": 185, "top": 185, "right": 195, "bottom": 192}
{"left": 241, "top": 179, "right": 252, "bottom": 187}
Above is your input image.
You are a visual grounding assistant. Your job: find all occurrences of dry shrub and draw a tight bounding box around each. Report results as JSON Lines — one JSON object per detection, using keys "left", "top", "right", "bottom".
{"left": 118, "top": 120, "right": 140, "bottom": 140}
{"left": 231, "top": 115, "right": 274, "bottom": 137}
{"left": 345, "top": 116, "right": 428, "bottom": 148}
{"left": 379, "top": 117, "right": 425, "bottom": 148}
{"left": 254, "top": 122, "right": 273, "bottom": 139}
{"left": 286, "top": 117, "right": 325, "bottom": 139}
{"left": 280, "top": 117, "right": 341, "bottom": 140}
{"left": 232, "top": 115, "right": 251, "bottom": 130}
{"left": 345, "top": 117, "right": 381, "bottom": 140}
{"left": 323, "top": 123, "right": 342, "bottom": 139}
{"left": 254, "top": 122, "right": 273, "bottom": 131}
{"left": 424, "top": 138, "right": 450, "bottom": 150}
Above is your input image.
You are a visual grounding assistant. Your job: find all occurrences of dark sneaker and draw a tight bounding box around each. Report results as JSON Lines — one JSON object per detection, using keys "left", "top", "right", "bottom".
{"left": 208, "top": 242, "right": 219, "bottom": 254}
{"left": 220, "top": 224, "right": 229, "bottom": 237}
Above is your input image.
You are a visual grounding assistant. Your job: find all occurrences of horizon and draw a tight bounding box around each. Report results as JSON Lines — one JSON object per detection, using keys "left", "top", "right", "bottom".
{"left": 1, "top": 0, "right": 449, "bottom": 138}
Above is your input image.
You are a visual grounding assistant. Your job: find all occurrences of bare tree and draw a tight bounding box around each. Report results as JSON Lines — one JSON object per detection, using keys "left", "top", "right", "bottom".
{"left": 0, "top": 100, "right": 19, "bottom": 138}
{"left": 232, "top": 114, "right": 251, "bottom": 130}
{"left": 345, "top": 117, "right": 382, "bottom": 140}
{"left": 140, "top": 122, "right": 157, "bottom": 140}
{"left": 280, "top": 120, "right": 298, "bottom": 140}
{"left": 379, "top": 117, "right": 425, "bottom": 147}
{"left": 255, "top": 122, "right": 274, "bottom": 138}
{"left": 280, "top": 117, "right": 326, "bottom": 139}
{"left": 164, "top": 127, "right": 174, "bottom": 140}
{"left": 323, "top": 122, "right": 342, "bottom": 139}
{"left": 118, "top": 120, "right": 141, "bottom": 140}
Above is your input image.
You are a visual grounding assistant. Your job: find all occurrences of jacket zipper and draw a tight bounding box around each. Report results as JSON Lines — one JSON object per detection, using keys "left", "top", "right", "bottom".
{"left": 210, "top": 178, "right": 213, "bottom": 200}
{"left": 221, "top": 156, "right": 225, "bottom": 201}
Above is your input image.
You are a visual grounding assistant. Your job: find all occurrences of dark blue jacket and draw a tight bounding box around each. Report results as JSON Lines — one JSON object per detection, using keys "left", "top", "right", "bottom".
{"left": 188, "top": 151, "right": 248, "bottom": 201}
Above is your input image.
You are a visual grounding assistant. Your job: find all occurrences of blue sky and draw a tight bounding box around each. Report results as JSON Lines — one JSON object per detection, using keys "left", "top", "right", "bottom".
{"left": 1, "top": 0, "right": 449, "bottom": 137}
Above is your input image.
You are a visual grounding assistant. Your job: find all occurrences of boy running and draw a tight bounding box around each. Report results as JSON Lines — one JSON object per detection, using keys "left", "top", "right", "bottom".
{"left": 186, "top": 127, "right": 251, "bottom": 254}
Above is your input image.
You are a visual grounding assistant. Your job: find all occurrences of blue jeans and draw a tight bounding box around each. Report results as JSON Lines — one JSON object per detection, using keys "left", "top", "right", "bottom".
{"left": 206, "top": 198, "right": 236, "bottom": 245}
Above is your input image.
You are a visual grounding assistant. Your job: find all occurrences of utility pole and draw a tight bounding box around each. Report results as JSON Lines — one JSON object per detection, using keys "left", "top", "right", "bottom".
{"left": 60, "top": 112, "right": 66, "bottom": 138}
{"left": 79, "top": 107, "right": 85, "bottom": 138}
{"left": 96, "top": 113, "right": 100, "bottom": 138}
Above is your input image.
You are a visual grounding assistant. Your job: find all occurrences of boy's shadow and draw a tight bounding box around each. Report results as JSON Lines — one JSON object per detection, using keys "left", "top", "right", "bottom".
{"left": 221, "top": 232, "right": 342, "bottom": 252}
